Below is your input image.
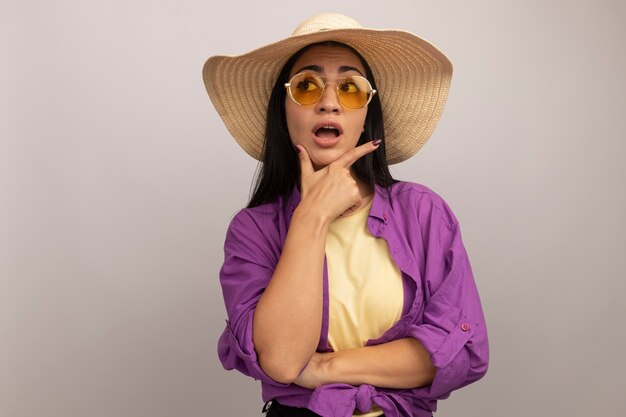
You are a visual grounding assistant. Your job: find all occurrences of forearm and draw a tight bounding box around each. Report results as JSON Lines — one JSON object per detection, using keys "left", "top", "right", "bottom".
{"left": 253, "top": 206, "right": 330, "bottom": 383}
{"left": 319, "top": 338, "right": 435, "bottom": 389}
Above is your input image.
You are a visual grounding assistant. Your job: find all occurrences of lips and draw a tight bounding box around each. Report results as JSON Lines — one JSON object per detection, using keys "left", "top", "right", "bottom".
{"left": 312, "top": 121, "right": 343, "bottom": 147}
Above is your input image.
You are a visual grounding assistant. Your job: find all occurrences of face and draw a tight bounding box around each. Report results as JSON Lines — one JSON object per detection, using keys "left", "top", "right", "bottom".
{"left": 285, "top": 45, "right": 369, "bottom": 170}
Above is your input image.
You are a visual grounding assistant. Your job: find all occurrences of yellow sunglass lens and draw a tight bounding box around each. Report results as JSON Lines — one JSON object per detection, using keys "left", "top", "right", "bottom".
{"left": 286, "top": 73, "right": 373, "bottom": 109}
{"left": 291, "top": 74, "right": 323, "bottom": 105}
{"left": 337, "top": 78, "right": 370, "bottom": 109}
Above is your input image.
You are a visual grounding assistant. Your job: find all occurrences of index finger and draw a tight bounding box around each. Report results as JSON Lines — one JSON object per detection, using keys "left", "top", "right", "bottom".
{"left": 296, "top": 144, "right": 315, "bottom": 179}
{"left": 335, "top": 139, "right": 382, "bottom": 168}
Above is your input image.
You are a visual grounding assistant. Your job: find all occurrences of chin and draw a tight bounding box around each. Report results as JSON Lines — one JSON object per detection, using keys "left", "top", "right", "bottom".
{"left": 310, "top": 151, "right": 343, "bottom": 170}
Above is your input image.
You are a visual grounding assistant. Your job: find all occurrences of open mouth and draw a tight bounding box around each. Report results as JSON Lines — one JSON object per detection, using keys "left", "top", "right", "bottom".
{"left": 314, "top": 125, "right": 341, "bottom": 139}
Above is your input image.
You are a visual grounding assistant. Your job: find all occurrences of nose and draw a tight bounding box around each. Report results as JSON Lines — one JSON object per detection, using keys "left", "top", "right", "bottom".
{"left": 315, "top": 83, "right": 341, "bottom": 114}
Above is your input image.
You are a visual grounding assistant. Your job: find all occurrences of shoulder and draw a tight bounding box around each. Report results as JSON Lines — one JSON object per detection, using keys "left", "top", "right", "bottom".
{"left": 225, "top": 193, "right": 291, "bottom": 242}
{"left": 222, "top": 196, "right": 292, "bottom": 266}
{"left": 383, "top": 181, "right": 459, "bottom": 228}
{"left": 229, "top": 195, "right": 287, "bottom": 224}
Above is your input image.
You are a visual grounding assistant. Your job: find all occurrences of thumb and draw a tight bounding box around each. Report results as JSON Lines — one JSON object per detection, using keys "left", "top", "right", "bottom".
{"left": 296, "top": 145, "right": 314, "bottom": 179}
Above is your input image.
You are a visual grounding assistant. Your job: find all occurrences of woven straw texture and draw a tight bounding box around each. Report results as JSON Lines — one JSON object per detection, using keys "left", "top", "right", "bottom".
{"left": 203, "top": 13, "right": 452, "bottom": 164}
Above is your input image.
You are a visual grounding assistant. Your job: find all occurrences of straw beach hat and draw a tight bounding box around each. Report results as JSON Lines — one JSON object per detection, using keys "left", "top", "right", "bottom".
{"left": 203, "top": 13, "right": 452, "bottom": 164}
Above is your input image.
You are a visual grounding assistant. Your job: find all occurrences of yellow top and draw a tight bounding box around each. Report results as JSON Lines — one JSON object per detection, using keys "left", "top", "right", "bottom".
{"left": 325, "top": 199, "right": 404, "bottom": 417}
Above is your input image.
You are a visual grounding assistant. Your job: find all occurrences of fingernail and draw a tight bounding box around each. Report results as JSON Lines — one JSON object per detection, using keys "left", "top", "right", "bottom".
{"left": 293, "top": 144, "right": 301, "bottom": 153}
{"left": 372, "top": 139, "right": 382, "bottom": 146}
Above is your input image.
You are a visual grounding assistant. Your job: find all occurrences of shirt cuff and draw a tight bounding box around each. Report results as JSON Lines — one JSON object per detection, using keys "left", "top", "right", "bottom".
{"left": 405, "top": 317, "right": 475, "bottom": 398}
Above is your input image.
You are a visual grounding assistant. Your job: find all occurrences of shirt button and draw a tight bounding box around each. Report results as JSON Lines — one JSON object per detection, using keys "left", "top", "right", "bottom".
{"left": 461, "top": 323, "right": 470, "bottom": 332}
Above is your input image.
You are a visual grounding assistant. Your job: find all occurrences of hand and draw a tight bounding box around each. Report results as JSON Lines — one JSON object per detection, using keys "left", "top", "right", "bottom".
{"left": 296, "top": 140, "right": 380, "bottom": 222}
{"left": 293, "top": 352, "right": 334, "bottom": 389}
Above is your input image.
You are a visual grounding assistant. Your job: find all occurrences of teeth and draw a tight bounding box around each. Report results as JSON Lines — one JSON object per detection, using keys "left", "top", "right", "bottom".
{"left": 323, "top": 125, "right": 337, "bottom": 130}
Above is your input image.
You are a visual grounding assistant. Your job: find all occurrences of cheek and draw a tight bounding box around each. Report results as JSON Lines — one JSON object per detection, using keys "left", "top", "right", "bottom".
{"left": 285, "top": 102, "right": 296, "bottom": 130}
{"left": 285, "top": 104, "right": 308, "bottom": 140}
{"left": 350, "top": 111, "right": 368, "bottom": 137}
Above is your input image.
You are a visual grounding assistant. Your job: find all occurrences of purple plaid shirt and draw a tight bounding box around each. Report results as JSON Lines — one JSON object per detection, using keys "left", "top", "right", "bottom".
{"left": 218, "top": 181, "right": 489, "bottom": 417}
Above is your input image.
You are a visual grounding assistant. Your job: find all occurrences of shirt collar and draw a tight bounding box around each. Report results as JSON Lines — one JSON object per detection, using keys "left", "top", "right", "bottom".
{"left": 370, "top": 184, "right": 389, "bottom": 223}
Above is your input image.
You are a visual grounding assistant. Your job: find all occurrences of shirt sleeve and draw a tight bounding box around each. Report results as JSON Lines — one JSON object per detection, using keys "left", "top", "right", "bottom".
{"left": 404, "top": 205, "right": 489, "bottom": 400}
{"left": 217, "top": 209, "right": 288, "bottom": 386}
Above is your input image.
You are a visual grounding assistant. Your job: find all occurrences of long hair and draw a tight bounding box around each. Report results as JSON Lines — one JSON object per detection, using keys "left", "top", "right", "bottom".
{"left": 247, "top": 41, "right": 396, "bottom": 208}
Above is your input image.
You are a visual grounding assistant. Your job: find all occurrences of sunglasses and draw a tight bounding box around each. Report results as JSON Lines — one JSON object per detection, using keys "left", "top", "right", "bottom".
{"left": 284, "top": 72, "right": 377, "bottom": 109}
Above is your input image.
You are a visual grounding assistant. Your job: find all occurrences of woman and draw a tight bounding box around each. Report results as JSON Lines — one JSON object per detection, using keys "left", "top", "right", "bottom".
{"left": 203, "top": 13, "right": 488, "bottom": 417}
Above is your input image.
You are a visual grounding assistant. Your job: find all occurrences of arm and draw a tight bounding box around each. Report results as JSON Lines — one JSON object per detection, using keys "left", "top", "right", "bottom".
{"left": 405, "top": 217, "right": 489, "bottom": 399}
{"left": 295, "top": 338, "right": 435, "bottom": 390}
{"left": 251, "top": 205, "right": 328, "bottom": 384}
{"left": 296, "top": 191, "right": 488, "bottom": 398}
{"left": 253, "top": 142, "right": 381, "bottom": 383}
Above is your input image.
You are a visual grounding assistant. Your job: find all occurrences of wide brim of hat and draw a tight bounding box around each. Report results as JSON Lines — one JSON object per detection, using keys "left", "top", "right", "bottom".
{"left": 203, "top": 27, "right": 452, "bottom": 164}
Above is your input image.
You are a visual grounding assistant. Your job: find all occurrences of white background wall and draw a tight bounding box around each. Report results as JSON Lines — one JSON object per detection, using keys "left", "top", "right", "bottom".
{"left": 2, "top": 0, "right": 625, "bottom": 416}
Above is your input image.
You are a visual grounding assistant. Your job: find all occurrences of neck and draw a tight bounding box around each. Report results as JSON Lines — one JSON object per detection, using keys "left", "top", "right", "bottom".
{"left": 352, "top": 170, "right": 373, "bottom": 200}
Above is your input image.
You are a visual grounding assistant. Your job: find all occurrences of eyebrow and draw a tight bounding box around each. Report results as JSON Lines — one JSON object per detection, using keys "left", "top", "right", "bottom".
{"left": 293, "top": 64, "right": 364, "bottom": 77}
